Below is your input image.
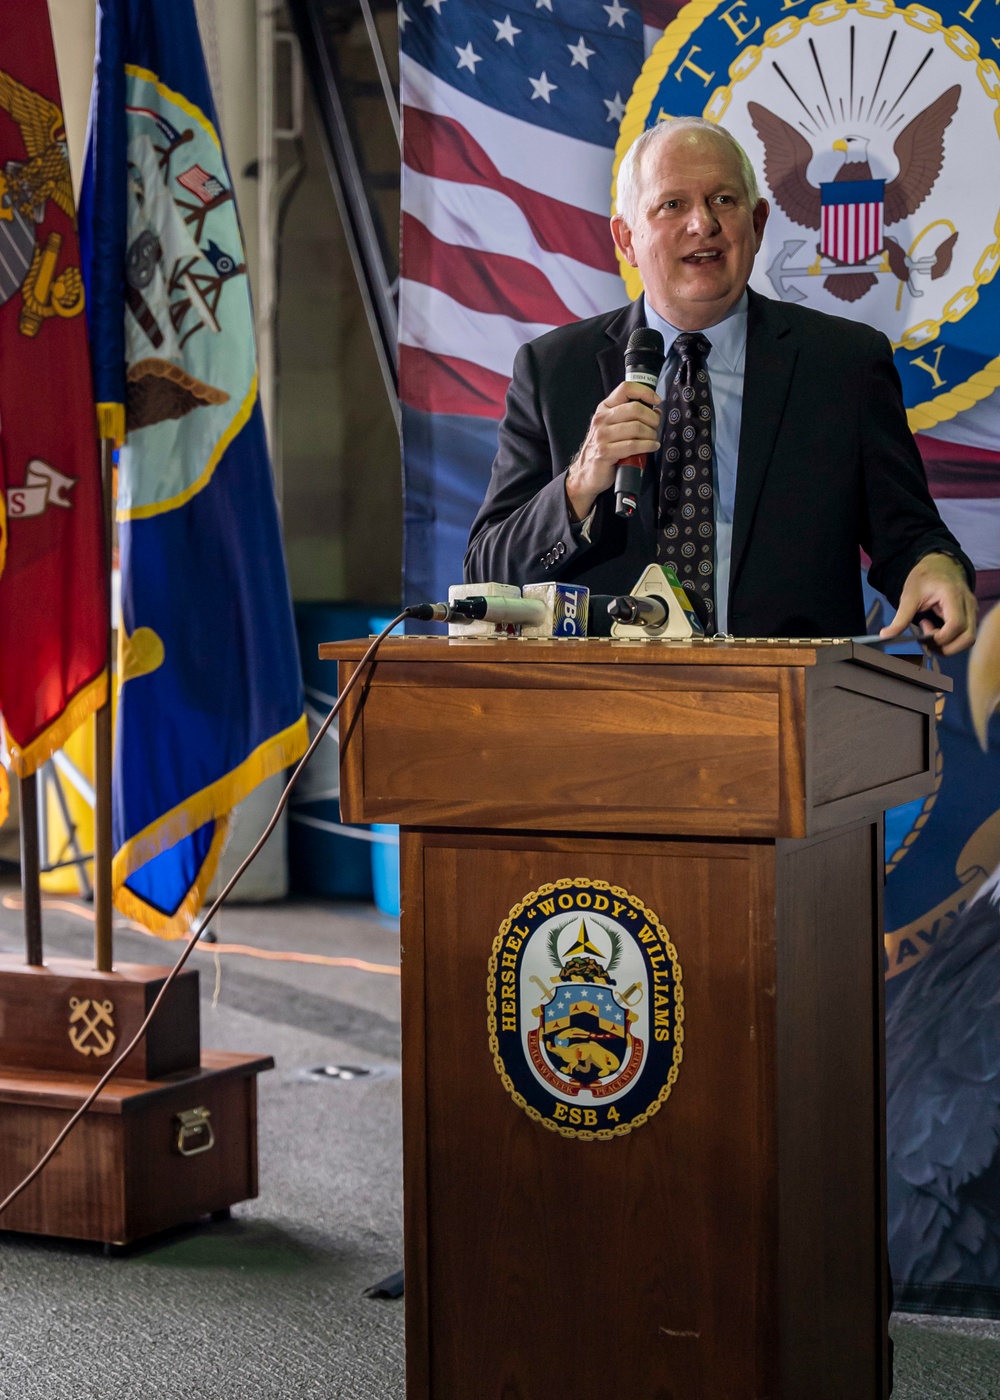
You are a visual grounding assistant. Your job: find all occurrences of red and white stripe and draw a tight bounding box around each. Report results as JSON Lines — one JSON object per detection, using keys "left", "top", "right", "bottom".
{"left": 916, "top": 433, "right": 1000, "bottom": 574}
{"left": 821, "top": 199, "right": 883, "bottom": 266}
{"left": 400, "top": 55, "right": 625, "bottom": 419}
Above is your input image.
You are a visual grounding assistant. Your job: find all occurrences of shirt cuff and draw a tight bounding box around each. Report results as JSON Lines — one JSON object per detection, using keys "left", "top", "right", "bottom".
{"left": 571, "top": 504, "right": 597, "bottom": 544}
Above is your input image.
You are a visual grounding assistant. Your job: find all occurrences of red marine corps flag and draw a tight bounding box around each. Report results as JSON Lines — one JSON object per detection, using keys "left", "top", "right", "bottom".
{"left": 0, "top": 0, "right": 106, "bottom": 785}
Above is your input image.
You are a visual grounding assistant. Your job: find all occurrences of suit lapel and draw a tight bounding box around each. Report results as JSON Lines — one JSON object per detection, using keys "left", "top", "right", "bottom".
{"left": 598, "top": 298, "right": 645, "bottom": 398}
{"left": 730, "top": 289, "right": 797, "bottom": 592}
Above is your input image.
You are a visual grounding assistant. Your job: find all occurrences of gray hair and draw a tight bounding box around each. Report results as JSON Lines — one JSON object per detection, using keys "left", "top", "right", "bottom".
{"left": 615, "top": 117, "right": 761, "bottom": 225}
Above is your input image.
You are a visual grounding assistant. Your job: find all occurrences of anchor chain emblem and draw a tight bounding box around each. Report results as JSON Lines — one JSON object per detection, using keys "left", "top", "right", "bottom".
{"left": 68, "top": 997, "right": 116, "bottom": 1058}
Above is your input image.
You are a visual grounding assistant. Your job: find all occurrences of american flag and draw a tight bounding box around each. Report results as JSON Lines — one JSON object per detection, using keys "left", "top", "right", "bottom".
{"left": 398, "top": 0, "right": 677, "bottom": 602}
{"left": 177, "top": 163, "right": 227, "bottom": 204}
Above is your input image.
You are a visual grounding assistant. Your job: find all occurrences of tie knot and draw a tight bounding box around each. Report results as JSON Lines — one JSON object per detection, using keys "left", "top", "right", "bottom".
{"left": 674, "top": 332, "right": 711, "bottom": 365}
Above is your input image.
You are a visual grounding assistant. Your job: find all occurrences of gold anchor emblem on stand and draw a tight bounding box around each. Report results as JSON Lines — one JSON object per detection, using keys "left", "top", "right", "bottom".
{"left": 68, "top": 997, "right": 117, "bottom": 1058}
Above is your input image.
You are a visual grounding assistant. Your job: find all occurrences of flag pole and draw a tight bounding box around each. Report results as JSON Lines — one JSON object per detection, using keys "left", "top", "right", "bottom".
{"left": 93, "top": 436, "right": 115, "bottom": 973}
{"left": 19, "top": 774, "right": 43, "bottom": 966}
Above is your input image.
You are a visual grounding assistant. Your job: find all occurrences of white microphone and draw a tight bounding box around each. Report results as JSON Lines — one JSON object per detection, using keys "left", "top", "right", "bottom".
{"left": 446, "top": 582, "right": 590, "bottom": 637}
{"left": 450, "top": 595, "right": 548, "bottom": 626}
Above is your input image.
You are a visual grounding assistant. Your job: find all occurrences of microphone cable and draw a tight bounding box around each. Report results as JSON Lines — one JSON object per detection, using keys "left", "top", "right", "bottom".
{"left": 0, "top": 609, "right": 410, "bottom": 1222}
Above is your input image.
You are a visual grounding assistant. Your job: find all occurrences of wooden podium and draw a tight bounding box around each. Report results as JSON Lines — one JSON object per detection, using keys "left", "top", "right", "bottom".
{"left": 321, "top": 635, "right": 945, "bottom": 1400}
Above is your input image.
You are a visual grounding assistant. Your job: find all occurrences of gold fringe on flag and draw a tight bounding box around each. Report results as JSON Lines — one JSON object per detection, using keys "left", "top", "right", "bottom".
{"left": 114, "top": 816, "right": 230, "bottom": 937}
{"left": 111, "top": 712, "right": 308, "bottom": 936}
{"left": 4, "top": 669, "right": 108, "bottom": 779}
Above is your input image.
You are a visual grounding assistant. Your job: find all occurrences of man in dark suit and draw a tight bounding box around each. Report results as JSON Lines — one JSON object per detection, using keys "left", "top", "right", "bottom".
{"left": 465, "top": 117, "right": 977, "bottom": 652}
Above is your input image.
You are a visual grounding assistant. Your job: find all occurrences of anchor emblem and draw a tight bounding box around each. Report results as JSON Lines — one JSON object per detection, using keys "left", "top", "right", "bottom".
{"left": 68, "top": 997, "right": 116, "bottom": 1058}
{"left": 765, "top": 239, "right": 945, "bottom": 306}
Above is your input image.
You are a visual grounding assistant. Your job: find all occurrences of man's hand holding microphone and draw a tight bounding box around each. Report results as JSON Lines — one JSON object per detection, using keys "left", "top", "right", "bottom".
{"left": 564, "top": 329, "right": 666, "bottom": 523}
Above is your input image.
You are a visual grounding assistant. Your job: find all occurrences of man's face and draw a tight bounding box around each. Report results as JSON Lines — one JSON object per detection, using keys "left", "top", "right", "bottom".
{"left": 612, "top": 128, "right": 769, "bottom": 330}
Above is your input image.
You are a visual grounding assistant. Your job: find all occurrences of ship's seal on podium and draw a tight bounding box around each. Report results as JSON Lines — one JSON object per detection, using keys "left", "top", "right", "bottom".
{"left": 488, "top": 879, "right": 684, "bottom": 1142}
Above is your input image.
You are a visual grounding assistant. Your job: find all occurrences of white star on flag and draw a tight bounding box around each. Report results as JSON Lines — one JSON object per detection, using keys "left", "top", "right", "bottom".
{"left": 603, "top": 0, "right": 629, "bottom": 26}
{"left": 604, "top": 91, "right": 626, "bottom": 122}
{"left": 535, "top": 0, "right": 553, "bottom": 9}
{"left": 397, "top": 2, "right": 410, "bottom": 30}
{"left": 455, "top": 41, "right": 482, "bottom": 73}
{"left": 423, "top": 0, "right": 445, "bottom": 11}
{"left": 567, "top": 36, "right": 595, "bottom": 68}
{"left": 493, "top": 13, "right": 521, "bottom": 44}
{"left": 529, "top": 70, "right": 558, "bottom": 102}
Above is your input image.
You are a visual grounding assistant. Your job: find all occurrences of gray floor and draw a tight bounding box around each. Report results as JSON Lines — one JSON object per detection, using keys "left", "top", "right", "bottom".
{"left": 1, "top": 879, "right": 999, "bottom": 1398}
{"left": 0, "top": 882, "right": 406, "bottom": 1399}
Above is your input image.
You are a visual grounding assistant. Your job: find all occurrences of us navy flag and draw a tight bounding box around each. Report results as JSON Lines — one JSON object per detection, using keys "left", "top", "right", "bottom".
{"left": 80, "top": 0, "right": 306, "bottom": 933}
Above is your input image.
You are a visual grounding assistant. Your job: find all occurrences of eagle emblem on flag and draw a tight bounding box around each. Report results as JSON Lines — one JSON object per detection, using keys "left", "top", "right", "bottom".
{"left": 749, "top": 89, "right": 959, "bottom": 303}
{"left": 0, "top": 69, "right": 84, "bottom": 336}
{"left": 618, "top": 0, "right": 1000, "bottom": 430}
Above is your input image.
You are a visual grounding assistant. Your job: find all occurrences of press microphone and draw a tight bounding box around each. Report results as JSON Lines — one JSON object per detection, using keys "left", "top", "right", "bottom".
{"left": 615, "top": 327, "right": 665, "bottom": 518}
{"left": 444, "top": 582, "right": 590, "bottom": 637}
{"left": 406, "top": 601, "right": 452, "bottom": 622}
{"left": 404, "top": 597, "right": 543, "bottom": 629}
{"left": 607, "top": 593, "right": 669, "bottom": 627}
{"left": 606, "top": 565, "right": 705, "bottom": 640}
{"left": 402, "top": 598, "right": 539, "bottom": 627}
{"left": 450, "top": 595, "right": 548, "bottom": 626}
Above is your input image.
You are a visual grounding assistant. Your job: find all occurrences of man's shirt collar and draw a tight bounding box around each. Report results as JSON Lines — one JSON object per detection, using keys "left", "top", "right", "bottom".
{"left": 643, "top": 291, "right": 748, "bottom": 372}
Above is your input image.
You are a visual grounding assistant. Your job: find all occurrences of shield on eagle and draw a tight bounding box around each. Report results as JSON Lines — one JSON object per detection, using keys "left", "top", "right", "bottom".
{"left": 820, "top": 179, "right": 885, "bottom": 267}
{"left": 0, "top": 188, "right": 36, "bottom": 307}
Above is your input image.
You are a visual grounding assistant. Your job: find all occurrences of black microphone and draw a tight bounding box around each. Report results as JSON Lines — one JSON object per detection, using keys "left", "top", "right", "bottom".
{"left": 614, "top": 327, "right": 665, "bottom": 518}
{"left": 607, "top": 593, "right": 670, "bottom": 627}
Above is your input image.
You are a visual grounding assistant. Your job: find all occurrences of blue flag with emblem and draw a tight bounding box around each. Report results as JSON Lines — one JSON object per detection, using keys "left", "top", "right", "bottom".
{"left": 79, "top": 0, "right": 307, "bottom": 934}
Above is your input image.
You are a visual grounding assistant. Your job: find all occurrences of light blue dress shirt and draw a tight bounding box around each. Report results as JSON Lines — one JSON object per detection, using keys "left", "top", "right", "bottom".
{"left": 643, "top": 292, "right": 748, "bottom": 634}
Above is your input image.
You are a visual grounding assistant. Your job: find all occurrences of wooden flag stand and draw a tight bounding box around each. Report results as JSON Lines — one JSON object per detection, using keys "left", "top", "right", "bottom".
{"left": 0, "top": 441, "right": 273, "bottom": 1249}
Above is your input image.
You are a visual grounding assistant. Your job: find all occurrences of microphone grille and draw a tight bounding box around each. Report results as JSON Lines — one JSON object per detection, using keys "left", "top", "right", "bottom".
{"left": 625, "top": 327, "right": 665, "bottom": 375}
{"left": 626, "top": 328, "right": 665, "bottom": 355}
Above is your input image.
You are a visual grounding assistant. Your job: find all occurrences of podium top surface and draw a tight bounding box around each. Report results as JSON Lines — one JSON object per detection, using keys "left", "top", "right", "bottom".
{"left": 323, "top": 635, "right": 949, "bottom": 838}
{"left": 318, "top": 635, "right": 949, "bottom": 691}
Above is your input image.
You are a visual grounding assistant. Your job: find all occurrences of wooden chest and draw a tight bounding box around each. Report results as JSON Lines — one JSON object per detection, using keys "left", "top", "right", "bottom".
{"left": 0, "top": 1050, "right": 273, "bottom": 1246}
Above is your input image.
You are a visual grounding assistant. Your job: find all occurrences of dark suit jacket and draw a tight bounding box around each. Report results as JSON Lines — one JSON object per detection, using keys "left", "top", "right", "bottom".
{"left": 464, "top": 288, "right": 971, "bottom": 637}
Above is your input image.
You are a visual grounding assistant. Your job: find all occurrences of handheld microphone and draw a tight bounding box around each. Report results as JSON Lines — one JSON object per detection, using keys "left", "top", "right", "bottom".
{"left": 615, "top": 327, "right": 665, "bottom": 519}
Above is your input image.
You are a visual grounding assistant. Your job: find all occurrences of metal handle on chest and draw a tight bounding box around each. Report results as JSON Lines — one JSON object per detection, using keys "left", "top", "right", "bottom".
{"left": 174, "top": 1105, "right": 215, "bottom": 1157}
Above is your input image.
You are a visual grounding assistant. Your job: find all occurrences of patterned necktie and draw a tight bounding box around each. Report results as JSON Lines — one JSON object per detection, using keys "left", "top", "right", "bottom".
{"left": 658, "top": 332, "right": 717, "bottom": 633}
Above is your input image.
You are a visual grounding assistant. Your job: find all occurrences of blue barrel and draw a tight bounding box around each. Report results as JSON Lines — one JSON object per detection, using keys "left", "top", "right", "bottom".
{"left": 368, "top": 616, "right": 402, "bottom": 917}
{"left": 370, "top": 823, "right": 401, "bottom": 918}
